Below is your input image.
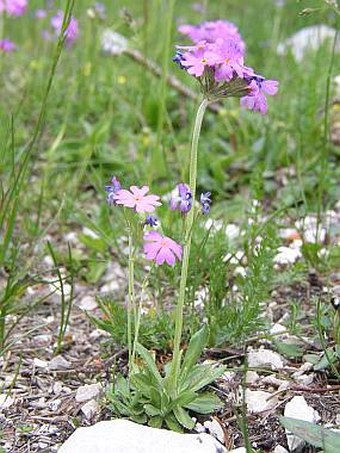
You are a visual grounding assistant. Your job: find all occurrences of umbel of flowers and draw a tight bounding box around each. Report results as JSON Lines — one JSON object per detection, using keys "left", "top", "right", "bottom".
{"left": 174, "top": 20, "right": 279, "bottom": 114}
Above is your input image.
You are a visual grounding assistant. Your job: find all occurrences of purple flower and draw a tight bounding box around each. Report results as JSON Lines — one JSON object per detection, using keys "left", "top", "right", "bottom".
{"left": 170, "top": 183, "right": 192, "bottom": 213}
{"left": 35, "top": 9, "right": 47, "bottom": 19}
{"left": 0, "top": 39, "right": 16, "bottom": 52}
{"left": 214, "top": 38, "right": 246, "bottom": 82}
{"left": 51, "top": 10, "right": 79, "bottom": 46}
{"left": 178, "top": 20, "right": 245, "bottom": 51}
{"left": 0, "top": 0, "right": 27, "bottom": 16}
{"left": 200, "top": 192, "right": 212, "bottom": 215}
{"left": 241, "top": 76, "right": 279, "bottom": 115}
{"left": 181, "top": 43, "right": 221, "bottom": 77}
{"left": 145, "top": 215, "right": 158, "bottom": 227}
{"left": 143, "top": 231, "right": 182, "bottom": 266}
{"left": 175, "top": 19, "right": 279, "bottom": 113}
{"left": 105, "top": 176, "right": 122, "bottom": 205}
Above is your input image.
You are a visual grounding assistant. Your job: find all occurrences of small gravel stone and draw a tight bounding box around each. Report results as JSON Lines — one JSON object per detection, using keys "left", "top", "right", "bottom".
{"left": 76, "top": 383, "right": 101, "bottom": 403}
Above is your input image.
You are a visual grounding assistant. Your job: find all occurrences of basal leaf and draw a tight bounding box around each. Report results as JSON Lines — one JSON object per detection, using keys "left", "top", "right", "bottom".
{"left": 136, "top": 343, "right": 163, "bottom": 387}
{"left": 180, "top": 325, "right": 209, "bottom": 379}
{"left": 173, "top": 406, "right": 195, "bottom": 430}
{"left": 185, "top": 392, "right": 224, "bottom": 414}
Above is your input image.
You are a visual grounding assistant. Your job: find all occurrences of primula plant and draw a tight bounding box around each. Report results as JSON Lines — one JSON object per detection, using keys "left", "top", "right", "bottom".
{"left": 105, "top": 19, "right": 279, "bottom": 431}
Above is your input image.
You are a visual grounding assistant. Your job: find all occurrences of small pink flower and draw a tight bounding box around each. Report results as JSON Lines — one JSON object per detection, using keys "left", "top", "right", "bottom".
{"left": 114, "top": 186, "right": 161, "bottom": 213}
{"left": 0, "top": 39, "right": 16, "bottom": 52}
{"left": 143, "top": 231, "right": 182, "bottom": 266}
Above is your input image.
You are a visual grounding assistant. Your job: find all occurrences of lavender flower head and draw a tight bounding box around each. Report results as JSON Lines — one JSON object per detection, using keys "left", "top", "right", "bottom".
{"left": 0, "top": 0, "right": 28, "bottom": 17}
{"left": 145, "top": 215, "right": 158, "bottom": 227}
{"left": 105, "top": 176, "right": 122, "bottom": 205}
{"left": 175, "top": 19, "right": 279, "bottom": 113}
{"left": 51, "top": 10, "right": 79, "bottom": 46}
{"left": 0, "top": 39, "right": 16, "bottom": 53}
{"left": 170, "top": 183, "right": 192, "bottom": 213}
{"left": 200, "top": 192, "right": 212, "bottom": 215}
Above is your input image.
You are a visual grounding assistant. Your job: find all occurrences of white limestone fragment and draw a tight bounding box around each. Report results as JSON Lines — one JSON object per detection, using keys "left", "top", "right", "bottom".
{"left": 284, "top": 396, "right": 321, "bottom": 452}
{"left": 58, "top": 419, "right": 227, "bottom": 453}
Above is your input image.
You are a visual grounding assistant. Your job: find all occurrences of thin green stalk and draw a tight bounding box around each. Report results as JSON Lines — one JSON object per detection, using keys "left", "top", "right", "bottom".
{"left": 316, "top": 24, "right": 339, "bottom": 237}
{"left": 127, "top": 225, "right": 135, "bottom": 371}
{"left": 131, "top": 266, "right": 153, "bottom": 366}
{"left": 170, "top": 98, "right": 209, "bottom": 388}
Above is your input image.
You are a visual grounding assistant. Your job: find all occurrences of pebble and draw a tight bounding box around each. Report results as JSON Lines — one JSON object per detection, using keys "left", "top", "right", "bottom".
{"left": 49, "top": 355, "right": 71, "bottom": 371}
{"left": 247, "top": 348, "right": 284, "bottom": 370}
{"left": 81, "top": 399, "right": 99, "bottom": 420}
{"left": 76, "top": 384, "right": 101, "bottom": 403}
{"left": 245, "top": 389, "right": 278, "bottom": 413}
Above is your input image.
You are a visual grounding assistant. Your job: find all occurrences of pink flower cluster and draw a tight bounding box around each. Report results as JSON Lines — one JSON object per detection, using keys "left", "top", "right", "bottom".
{"left": 0, "top": 0, "right": 27, "bottom": 17}
{"left": 105, "top": 177, "right": 182, "bottom": 267}
{"left": 175, "top": 20, "right": 279, "bottom": 114}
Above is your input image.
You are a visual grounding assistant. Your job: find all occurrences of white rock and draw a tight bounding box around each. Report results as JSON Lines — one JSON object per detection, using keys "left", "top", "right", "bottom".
{"left": 48, "top": 399, "right": 62, "bottom": 411}
{"left": 225, "top": 224, "right": 240, "bottom": 241}
{"left": 33, "top": 358, "right": 49, "bottom": 369}
{"left": 277, "top": 25, "right": 339, "bottom": 62}
{"left": 82, "top": 227, "right": 100, "bottom": 239}
{"left": 100, "top": 281, "right": 120, "bottom": 293}
{"left": 76, "top": 384, "right": 101, "bottom": 403}
{"left": 58, "top": 419, "right": 227, "bottom": 453}
{"left": 245, "top": 371, "right": 259, "bottom": 384}
{"left": 247, "top": 349, "right": 284, "bottom": 370}
{"left": 270, "top": 323, "right": 287, "bottom": 336}
{"left": 81, "top": 399, "right": 99, "bottom": 420}
{"left": 274, "top": 246, "right": 302, "bottom": 265}
{"left": 0, "top": 394, "right": 14, "bottom": 410}
{"left": 261, "top": 375, "right": 287, "bottom": 387}
{"left": 274, "top": 446, "right": 289, "bottom": 453}
{"left": 49, "top": 355, "right": 71, "bottom": 371}
{"left": 229, "top": 449, "right": 247, "bottom": 453}
{"left": 203, "top": 419, "right": 224, "bottom": 443}
{"left": 284, "top": 396, "right": 321, "bottom": 452}
{"left": 78, "top": 295, "right": 98, "bottom": 311}
{"left": 245, "top": 389, "right": 278, "bottom": 413}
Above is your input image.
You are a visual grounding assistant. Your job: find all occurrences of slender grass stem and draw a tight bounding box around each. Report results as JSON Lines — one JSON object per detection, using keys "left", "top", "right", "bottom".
{"left": 170, "top": 98, "right": 209, "bottom": 388}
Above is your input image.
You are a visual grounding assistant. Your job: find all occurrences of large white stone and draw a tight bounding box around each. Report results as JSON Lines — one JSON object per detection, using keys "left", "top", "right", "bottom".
{"left": 58, "top": 419, "right": 227, "bottom": 453}
{"left": 284, "top": 396, "right": 320, "bottom": 452}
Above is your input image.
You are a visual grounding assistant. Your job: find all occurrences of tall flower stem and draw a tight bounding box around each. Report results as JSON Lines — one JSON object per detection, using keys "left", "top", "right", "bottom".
{"left": 127, "top": 224, "right": 135, "bottom": 372}
{"left": 170, "top": 97, "right": 209, "bottom": 388}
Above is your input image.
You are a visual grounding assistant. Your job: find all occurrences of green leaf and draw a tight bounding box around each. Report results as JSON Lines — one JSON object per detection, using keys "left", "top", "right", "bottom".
{"left": 131, "top": 414, "right": 148, "bottom": 424}
{"left": 131, "top": 373, "right": 154, "bottom": 398}
{"left": 144, "top": 404, "right": 161, "bottom": 417}
{"left": 185, "top": 392, "right": 224, "bottom": 414}
{"left": 164, "top": 413, "right": 184, "bottom": 432}
{"left": 275, "top": 341, "right": 304, "bottom": 358}
{"left": 185, "top": 363, "right": 225, "bottom": 393}
{"left": 173, "top": 390, "right": 197, "bottom": 408}
{"left": 314, "top": 348, "right": 337, "bottom": 371}
{"left": 149, "top": 415, "right": 163, "bottom": 429}
{"left": 280, "top": 417, "right": 340, "bottom": 452}
{"left": 173, "top": 406, "right": 195, "bottom": 430}
{"left": 180, "top": 326, "right": 209, "bottom": 379}
{"left": 136, "top": 343, "right": 163, "bottom": 387}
